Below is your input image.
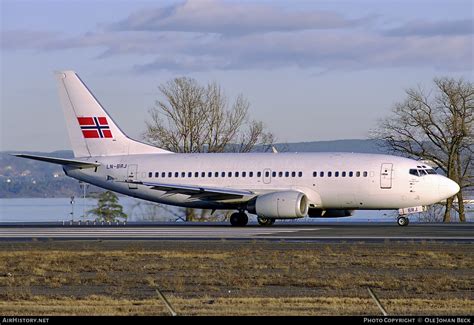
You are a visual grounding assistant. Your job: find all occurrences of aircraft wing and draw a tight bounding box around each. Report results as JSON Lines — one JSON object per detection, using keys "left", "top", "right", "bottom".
{"left": 13, "top": 154, "right": 100, "bottom": 169}
{"left": 127, "top": 180, "right": 255, "bottom": 201}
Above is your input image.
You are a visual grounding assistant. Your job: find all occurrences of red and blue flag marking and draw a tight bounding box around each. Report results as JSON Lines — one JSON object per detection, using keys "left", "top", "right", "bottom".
{"left": 77, "top": 117, "right": 112, "bottom": 138}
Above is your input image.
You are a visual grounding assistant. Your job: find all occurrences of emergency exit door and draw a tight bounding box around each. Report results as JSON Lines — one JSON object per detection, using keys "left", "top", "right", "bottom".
{"left": 263, "top": 168, "right": 272, "bottom": 184}
{"left": 380, "top": 163, "right": 393, "bottom": 189}
{"left": 127, "top": 164, "right": 138, "bottom": 189}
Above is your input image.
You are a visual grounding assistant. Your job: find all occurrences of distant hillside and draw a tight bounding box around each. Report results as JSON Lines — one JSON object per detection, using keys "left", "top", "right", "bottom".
{"left": 0, "top": 150, "right": 100, "bottom": 198}
{"left": 0, "top": 139, "right": 387, "bottom": 198}
{"left": 274, "top": 139, "right": 385, "bottom": 153}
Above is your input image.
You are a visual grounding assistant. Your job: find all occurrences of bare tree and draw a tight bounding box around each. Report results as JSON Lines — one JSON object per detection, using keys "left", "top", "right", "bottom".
{"left": 130, "top": 200, "right": 184, "bottom": 222}
{"left": 143, "top": 77, "right": 274, "bottom": 221}
{"left": 372, "top": 77, "right": 473, "bottom": 222}
{"left": 418, "top": 203, "right": 445, "bottom": 223}
{"left": 144, "top": 77, "right": 274, "bottom": 153}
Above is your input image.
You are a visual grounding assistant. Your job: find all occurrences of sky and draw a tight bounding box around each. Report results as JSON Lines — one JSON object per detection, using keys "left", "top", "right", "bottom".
{"left": 1, "top": 0, "right": 473, "bottom": 152}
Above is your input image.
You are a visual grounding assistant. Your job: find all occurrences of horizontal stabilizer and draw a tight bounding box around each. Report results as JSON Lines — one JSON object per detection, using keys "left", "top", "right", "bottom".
{"left": 13, "top": 154, "right": 100, "bottom": 169}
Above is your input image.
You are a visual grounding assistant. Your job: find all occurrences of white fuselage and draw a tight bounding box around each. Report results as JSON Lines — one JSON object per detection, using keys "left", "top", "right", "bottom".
{"left": 65, "top": 152, "right": 456, "bottom": 215}
{"left": 17, "top": 71, "right": 461, "bottom": 225}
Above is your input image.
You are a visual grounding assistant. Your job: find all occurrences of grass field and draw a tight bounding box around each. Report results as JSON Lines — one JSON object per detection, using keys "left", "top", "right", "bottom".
{"left": 0, "top": 240, "right": 472, "bottom": 315}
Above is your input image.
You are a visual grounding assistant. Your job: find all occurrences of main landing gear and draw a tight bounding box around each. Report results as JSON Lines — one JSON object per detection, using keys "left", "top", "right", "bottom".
{"left": 229, "top": 212, "right": 276, "bottom": 227}
{"left": 257, "top": 216, "right": 275, "bottom": 226}
{"left": 397, "top": 216, "right": 410, "bottom": 227}
{"left": 230, "top": 211, "right": 248, "bottom": 227}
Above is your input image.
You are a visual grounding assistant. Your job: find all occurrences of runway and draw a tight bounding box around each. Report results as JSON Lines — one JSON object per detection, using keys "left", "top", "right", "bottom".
{"left": 0, "top": 223, "right": 472, "bottom": 242}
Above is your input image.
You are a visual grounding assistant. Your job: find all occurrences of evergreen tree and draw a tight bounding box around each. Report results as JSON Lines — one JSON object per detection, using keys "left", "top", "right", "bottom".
{"left": 89, "top": 191, "right": 127, "bottom": 222}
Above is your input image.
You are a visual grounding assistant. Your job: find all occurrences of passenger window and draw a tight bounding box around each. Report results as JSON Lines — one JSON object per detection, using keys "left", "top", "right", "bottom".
{"left": 363, "top": 171, "right": 368, "bottom": 177}
{"left": 215, "top": 172, "right": 219, "bottom": 177}
{"left": 342, "top": 171, "right": 346, "bottom": 177}
{"left": 161, "top": 172, "right": 166, "bottom": 178}
{"left": 320, "top": 171, "right": 324, "bottom": 177}
{"left": 265, "top": 171, "right": 270, "bottom": 177}
{"left": 328, "top": 171, "right": 332, "bottom": 177}
{"left": 313, "top": 171, "right": 317, "bottom": 177}
{"left": 168, "top": 172, "right": 172, "bottom": 177}
{"left": 349, "top": 171, "right": 353, "bottom": 177}
{"left": 148, "top": 172, "right": 152, "bottom": 178}
{"left": 250, "top": 172, "right": 254, "bottom": 177}
{"left": 279, "top": 171, "right": 283, "bottom": 177}
{"left": 194, "top": 172, "right": 199, "bottom": 177}
{"left": 181, "top": 172, "right": 185, "bottom": 177}
{"left": 174, "top": 172, "right": 178, "bottom": 177}
{"left": 285, "top": 171, "right": 289, "bottom": 177}
{"left": 235, "top": 172, "right": 239, "bottom": 177}
{"left": 155, "top": 172, "right": 159, "bottom": 178}
{"left": 356, "top": 171, "right": 360, "bottom": 177}
{"left": 257, "top": 171, "right": 262, "bottom": 177}
{"left": 292, "top": 171, "right": 296, "bottom": 177}
{"left": 271, "top": 171, "right": 276, "bottom": 177}
{"left": 208, "top": 172, "right": 212, "bottom": 177}
{"left": 335, "top": 171, "right": 339, "bottom": 177}
{"left": 188, "top": 172, "right": 192, "bottom": 177}
{"left": 228, "top": 172, "right": 232, "bottom": 177}
{"left": 242, "top": 172, "right": 246, "bottom": 177}
{"left": 298, "top": 171, "right": 302, "bottom": 177}
{"left": 201, "top": 172, "right": 205, "bottom": 177}
{"left": 221, "top": 172, "right": 226, "bottom": 177}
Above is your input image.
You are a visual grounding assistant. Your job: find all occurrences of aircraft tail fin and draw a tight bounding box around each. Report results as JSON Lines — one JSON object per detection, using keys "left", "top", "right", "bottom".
{"left": 55, "top": 71, "right": 171, "bottom": 157}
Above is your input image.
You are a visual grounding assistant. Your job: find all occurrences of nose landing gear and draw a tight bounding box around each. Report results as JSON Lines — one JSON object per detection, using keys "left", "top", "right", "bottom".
{"left": 397, "top": 216, "right": 410, "bottom": 227}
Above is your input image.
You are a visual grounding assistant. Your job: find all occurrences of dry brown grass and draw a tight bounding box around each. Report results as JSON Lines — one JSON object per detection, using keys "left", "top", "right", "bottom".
{"left": 0, "top": 241, "right": 472, "bottom": 315}
{"left": 0, "top": 296, "right": 472, "bottom": 316}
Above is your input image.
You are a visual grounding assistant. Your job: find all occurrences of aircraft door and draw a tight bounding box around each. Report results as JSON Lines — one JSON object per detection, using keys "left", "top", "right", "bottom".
{"left": 380, "top": 163, "right": 393, "bottom": 189}
{"left": 263, "top": 168, "right": 272, "bottom": 184}
{"left": 127, "top": 164, "right": 138, "bottom": 189}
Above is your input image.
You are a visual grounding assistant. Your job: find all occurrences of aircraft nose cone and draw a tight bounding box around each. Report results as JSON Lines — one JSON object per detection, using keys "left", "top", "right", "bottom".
{"left": 439, "top": 177, "right": 460, "bottom": 198}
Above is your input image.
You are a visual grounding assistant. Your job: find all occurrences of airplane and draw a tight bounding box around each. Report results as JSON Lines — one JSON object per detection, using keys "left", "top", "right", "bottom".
{"left": 14, "top": 71, "right": 460, "bottom": 227}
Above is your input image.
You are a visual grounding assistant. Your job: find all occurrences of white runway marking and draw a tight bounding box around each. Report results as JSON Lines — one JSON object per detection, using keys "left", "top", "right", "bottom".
{"left": 0, "top": 225, "right": 472, "bottom": 241}
{"left": 0, "top": 227, "right": 323, "bottom": 239}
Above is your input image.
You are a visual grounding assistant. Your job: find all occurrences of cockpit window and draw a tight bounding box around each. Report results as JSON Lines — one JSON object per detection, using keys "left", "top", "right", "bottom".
{"left": 410, "top": 168, "right": 437, "bottom": 176}
{"left": 409, "top": 169, "right": 419, "bottom": 176}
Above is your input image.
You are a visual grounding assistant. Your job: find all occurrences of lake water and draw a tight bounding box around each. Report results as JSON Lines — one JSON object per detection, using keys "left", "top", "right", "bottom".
{"left": 0, "top": 197, "right": 174, "bottom": 223}
{"left": 1, "top": 197, "right": 472, "bottom": 223}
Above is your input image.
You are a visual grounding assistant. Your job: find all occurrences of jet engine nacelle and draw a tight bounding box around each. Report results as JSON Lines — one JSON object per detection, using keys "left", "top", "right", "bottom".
{"left": 248, "top": 191, "right": 309, "bottom": 218}
{"left": 308, "top": 208, "right": 354, "bottom": 218}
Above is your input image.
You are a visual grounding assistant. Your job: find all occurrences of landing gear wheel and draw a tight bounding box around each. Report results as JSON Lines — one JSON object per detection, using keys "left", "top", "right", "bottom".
{"left": 230, "top": 212, "right": 249, "bottom": 227}
{"left": 397, "top": 216, "right": 409, "bottom": 227}
{"left": 257, "top": 216, "right": 275, "bottom": 226}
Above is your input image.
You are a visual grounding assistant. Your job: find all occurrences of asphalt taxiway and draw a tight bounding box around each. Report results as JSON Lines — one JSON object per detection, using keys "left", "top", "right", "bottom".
{"left": 0, "top": 223, "right": 472, "bottom": 242}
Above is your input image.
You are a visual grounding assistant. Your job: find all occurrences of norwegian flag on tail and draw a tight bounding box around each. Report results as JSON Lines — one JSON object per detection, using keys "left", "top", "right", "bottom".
{"left": 77, "top": 117, "right": 113, "bottom": 138}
